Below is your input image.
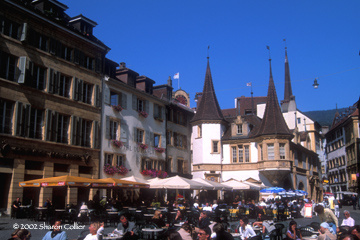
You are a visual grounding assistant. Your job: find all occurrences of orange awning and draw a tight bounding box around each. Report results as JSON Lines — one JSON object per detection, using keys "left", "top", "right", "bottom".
{"left": 19, "top": 175, "right": 94, "bottom": 187}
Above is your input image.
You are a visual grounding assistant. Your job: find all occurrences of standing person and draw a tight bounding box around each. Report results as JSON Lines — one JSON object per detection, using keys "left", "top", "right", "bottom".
{"left": 286, "top": 220, "right": 303, "bottom": 240}
{"left": 317, "top": 222, "right": 336, "bottom": 240}
{"left": 314, "top": 205, "right": 339, "bottom": 233}
{"left": 12, "top": 197, "right": 21, "bottom": 218}
{"left": 352, "top": 194, "right": 358, "bottom": 210}
{"left": 341, "top": 210, "right": 355, "bottom": 227}
{"left": 239, "top": 217, "right": 256, "bottom": 240}
{"left": 42, "top": 219, "right": 68, "bottom": 240}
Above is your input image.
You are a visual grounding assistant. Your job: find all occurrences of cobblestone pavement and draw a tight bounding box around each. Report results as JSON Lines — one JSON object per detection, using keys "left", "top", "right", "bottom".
{"left": 0, "top": 205, "right": 359, "bottom": 240}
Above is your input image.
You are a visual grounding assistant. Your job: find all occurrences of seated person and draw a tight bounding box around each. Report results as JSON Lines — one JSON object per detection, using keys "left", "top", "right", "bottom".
{"left": 239, "top": 217, "right": 256, "bottom": 240}
{"left": 202, "top": 202, "right": 212, "bottom": 212}
{"left": 212, "top": 222, "right": 234, "bottom": 240}
{"left": 42, "top": 219, "right": 68, "bottom": 240}
{"left": 114, "top": 215, "right": 137, "bottom": 238}
{"left": 177, "top": 223, "right": 193, "bottom": 240}
{"left": 83, "top": 222, "right": 101, "bottom": 240}
{"left": 151, "top": 210, "right": 168, "bottom": 228}
{"left": 318, "top": 222, "right": 336, "bottom": 240}
{"left": 286, "top": 220, "right": 303, "bottom": 240}
{"left": 174, "top": 210, "right": 186, "bottom": 223}
{"left": 198, "top": 211, "right": 211, "bottom": 229}
{"left": 341, "top": 210, "right": 355, "bottom": 227}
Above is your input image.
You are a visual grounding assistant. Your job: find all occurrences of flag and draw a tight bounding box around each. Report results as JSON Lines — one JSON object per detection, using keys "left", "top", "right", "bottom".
{"left": 246, "top": 82, "right": 252, "bottom": 87}
{"left": 173, "top": 72, "right": 179, "bottom": 79}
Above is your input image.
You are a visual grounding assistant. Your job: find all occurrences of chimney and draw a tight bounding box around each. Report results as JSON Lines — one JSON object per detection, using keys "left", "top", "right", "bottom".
{"left": 167, "top": 76, "right": 172, "bottom": 87}
{"left": 119, "top": 62, "right": 126, "bottom": 69}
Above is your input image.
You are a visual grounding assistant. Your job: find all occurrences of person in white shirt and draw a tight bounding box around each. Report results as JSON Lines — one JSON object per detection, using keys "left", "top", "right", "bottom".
{"left": 341, "top": 210, "right": 355, "bottom": 227}
{"left": 239, "top": 217, "right": 256, "bottom": 240}
{"left": 83, "top": 222, "right": 101, "bottom": 240}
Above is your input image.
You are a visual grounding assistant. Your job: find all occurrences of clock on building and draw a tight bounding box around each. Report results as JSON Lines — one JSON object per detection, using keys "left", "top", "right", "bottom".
{"left": 175, "top": 95, "right": 188, "bottom": 105}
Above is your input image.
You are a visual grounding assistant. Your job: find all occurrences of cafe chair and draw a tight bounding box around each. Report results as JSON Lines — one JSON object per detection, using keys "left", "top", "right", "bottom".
{"left": 299, "top": 228, "right": 313, "bottom": 237}
{"left": 309, "top": 222, "right": 320, "bottom": 231}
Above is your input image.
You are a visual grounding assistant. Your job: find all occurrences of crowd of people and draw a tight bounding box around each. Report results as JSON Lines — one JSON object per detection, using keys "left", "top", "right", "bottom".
{"left": 7, "top": 193, "right": 360, "bottom": 240}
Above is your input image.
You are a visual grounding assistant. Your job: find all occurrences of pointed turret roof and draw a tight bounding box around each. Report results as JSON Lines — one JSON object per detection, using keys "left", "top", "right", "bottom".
{"left": 190, "top": 58, "right": 225, "bottom": 124}
{"left": 254, "top": 59, "right": 292, "bottom": 137}
{"left": 283, "top": 47, "right": 293, "bottom": 102}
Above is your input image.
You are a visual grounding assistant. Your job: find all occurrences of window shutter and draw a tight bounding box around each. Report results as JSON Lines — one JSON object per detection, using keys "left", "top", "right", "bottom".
{"left": 15, "top": 102, "right": 23, "bottom": 136}
{"left": 77, "top": 117, "right": 83, "bottom": 146}
{"left": 48, "top": 69, "right": 55, "bottom": 93}
{"left": 78, "top": 79, "right": 83, "bottom": 102}
{"left": 24, "top": 104, "right": 31, "bottom": 137}
{"left": 145, "top": 100, "right": 149, "bottom": 114}
{"left": 54, "top": 72, "right": 60, "bottom": 95}
{"left": 74, "top": 49, "right": 79, "bottom": 64}
{"left": 161, "top": 107, "right": 165, "bottom": 120}
{"left": 184, "top": 160, "right": 189, "bottom": 174}
{"left": 120, "top": 120, "right": 128, "bottom": 145}
{"left": 150, "top": 132, "right": 154, "bottom": 146}
{"left": 145, "top": 130, "right": 150, "bottom": 145}
{"left": 103, "top": 84, "right": 110, "bottom": 105}
{"left": 133, "top": 127, "right": 137, "bottom": 142}
{"left": 73, "top": 77, "right": 79, "bottom": 101}
{"left": 93, "top": 120, "right": 99, "bottom": 148}
{"left": 121, "top": 92, "right": 127, "bottom": 109}
{"left": 105, "top": 116, "right": 110, "bottom": 139}
{"left": 95, "top": 85, "right": 100, "bottom": 107}
{"left": 17, "top": 56, "right": 27, "bottom": 84}
{"left": 132, "top": 94, "right": 137, "bottom": 110}
{"left": 71, "top": 115, "right": 77, "bottom": 145}
{"left": 95, "top": 58, "right": 101, "bottom": 73}
{"left": 153, "top": 103, "right": 158, "bottom": 118}
{"left": 161, "top": 135, "right": 166, "bottom": 148}
{"left": 52, "top": 111, "right": 58, "bottom": 142}
{"left": 20, "top": 23, "right": 27, "bottom": 42}
{"left": 50, "top": 38, "right": 56, "bottom": 55}
{"left": 45, "top": 109, "right": 53, "bottom": 141}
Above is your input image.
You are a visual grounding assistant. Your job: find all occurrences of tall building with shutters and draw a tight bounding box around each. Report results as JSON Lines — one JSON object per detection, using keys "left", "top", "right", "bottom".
{"left": 0, "top": 0, "right": 109, "bottom": 212}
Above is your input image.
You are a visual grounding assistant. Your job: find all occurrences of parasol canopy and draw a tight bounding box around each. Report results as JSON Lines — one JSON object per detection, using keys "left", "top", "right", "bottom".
{"left": 260, "top": 187, "right": 285, "bottom": 193}
{"left": 148, "top": 175, "right": 212, "bottom": 190}
{"left": 192, "top": 178, "right": 232, "bottom": 191}
{"left": 19, "top": 175, "right": 94, "bottom": 187}
{"left": 91, "top": 178, "right": 149, "bottom": 188}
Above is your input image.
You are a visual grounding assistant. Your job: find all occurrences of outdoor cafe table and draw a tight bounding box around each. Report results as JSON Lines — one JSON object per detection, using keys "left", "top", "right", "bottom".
{"left": 141, "top": 228, "right": 163, "bottom": 239}
{"left": 103, "top": 233, "right": 123, "bottom": 240}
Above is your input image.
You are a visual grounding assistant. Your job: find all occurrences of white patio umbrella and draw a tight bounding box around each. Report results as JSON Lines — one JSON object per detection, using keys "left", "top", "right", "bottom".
{"left": 121, "top": 175, "right": 148, "bottom": 184}
{"left": 149, "top": 175, "right": 212, "bottom": 190}
{"left": 221, "top": 179, "right": 255, "bottom": 190}
{"left": 192, "top": 178, "right": 232, "bottom": 191}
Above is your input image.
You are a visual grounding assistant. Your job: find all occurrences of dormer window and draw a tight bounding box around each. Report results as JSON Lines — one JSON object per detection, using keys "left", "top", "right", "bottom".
{"left": 237, "top": 124, "right": 243, "bottom": 135}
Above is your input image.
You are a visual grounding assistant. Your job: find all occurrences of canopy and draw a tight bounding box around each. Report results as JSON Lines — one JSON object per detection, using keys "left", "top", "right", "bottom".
{"left": 260, "top": 187, "right": 285, "bottom": 193}
{"left": 91, "top": 178, "right": 149, "bottom": 188}
{"left": 221, "top": 179, "right": 254, "bottom": 190}
{"left": 149, "top": 175, "right": 212, "bottom": 190}
{"left": 121, "top": 176, "right": 148, "bottom": 184}
{"left": 336, "top": 191, "right": 358, "bottom": 196}
{"left": 192, "top": 178, "right": 232, "bottom": 191}
{"left": 19, "top": 175, "right": 94, "bottom": 187}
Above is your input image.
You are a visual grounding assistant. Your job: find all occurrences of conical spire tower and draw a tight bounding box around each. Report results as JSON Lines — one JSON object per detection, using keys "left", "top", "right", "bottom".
{"left": 281, "top": 46, "right": 296, "bottom": 112}
{"left": 255, "top": 59, "right": 292, "bottom": 137}
{"left": 190, "top": 57, "right": 225, "bottom": 124}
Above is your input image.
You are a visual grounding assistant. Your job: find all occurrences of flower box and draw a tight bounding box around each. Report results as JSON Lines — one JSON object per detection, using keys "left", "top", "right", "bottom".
{"left": 154, "top": 117, "right": 164, "bottom": 122}
{"left": 112, "top": 105, "right": 123, "bottom": 112}
{"left": 138, "top": 111, "right": 148, "bottom": 118}
{"left": 103, "top": 164, "right": 128, "bottom": 176}
{"left": 111, "top": 140, "right": 123, "bottom": 148}
{"left": 138, "top": 143, "right": 148, "bottom": 150}
{"left": 141, "top": 169, "right": 167, "bottom": 178}
{"left": 154, "top": 147, "right": 165, "bottom": 153}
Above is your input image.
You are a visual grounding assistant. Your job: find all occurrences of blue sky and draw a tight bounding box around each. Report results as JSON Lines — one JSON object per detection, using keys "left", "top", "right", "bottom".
{"left": 62, "top": 0, "right": 360, "bottom": 112}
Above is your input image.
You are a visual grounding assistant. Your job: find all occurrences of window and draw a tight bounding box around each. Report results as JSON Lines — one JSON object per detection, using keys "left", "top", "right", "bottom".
{"left": 174, "top": 132, "right": 187, "bottom": 149}
{"left": 237, "top": 124, "right": 243, "bottom": 134}
{"left": 56, "top": 114, "right": 70, "bottom": 144}
{"left": 267, "top": 144, "right": 274, "bottom": 160}
{"left": 135, "top": 128, "right": 144, "bottom": 143}
{"left": 28, "top": 63, "right": 46, "bottom": 90}
{"left": 71, "top": 117, "right": 96, "bottom": 148}
{"left": 61, "top": 45, "right": 73, "bottom": 61}
{"left": 178, "top": 159, "right": 184, "bottom": 174}
{"left": 0, "top": 16, "right": 20, "bottom": 39}
{"left": 212, "top": 140, "right": 220, "bottom": 153}
{"left": 245, "top": 145, "right": 249, "bottom": 162}
{"left": 58, "top": 74, "right": 71, "bottom": 98}
{"left": 0, "top": 51, "right": 17, "bottom": 81}
{"left": 232, "top": 147, "right": 237, "bottom": 163}
{"left": 166, "top": 131, "right": 172, "bottom": 145}
{"left": 29, "top": 29, "right": 49, "bottom": 51}
{"left": 260, "top": 144, "right": 263, "bottom": 161}
{"left": 198, "top": 125, "right": 202, "bottom": 138}
{"left": 297, "top": 118, "right": 301, "bottom": 124}
{"left": 141, "top": 158, "right": 164, "bottom": 171}
{"left": 109, "top": 120, "right": 118, "bottom": 139}
{"left": 0, "top": 98, "right": 14, "bottom": 134}
{"left": 81, "top": 119, "right": 92, "bottom": 147}
{"left": 238, "top": 145, "right": 244, "bottom": 162}
{"left": 110, "top": 91, "right": 127, "bottom": 109}
{"left": 154, "top": 134, "right": 160, "bottom": 147}
{"left": 153, "top": 104, "right": 164, "bottom": 121}
{"left": 105, "top": 153, "right": 113, "bottom": 165}
{"left": 280, "top": 143, "right": 285, "bottom": 159}
{"left": 29, "top": 108, "right": 44, "bottom": 140}
{"left": 116, "top": 155, "right": 124, "bottom": 166}
{"left": 81, "top": 82, "right": 93, "bottom": 104}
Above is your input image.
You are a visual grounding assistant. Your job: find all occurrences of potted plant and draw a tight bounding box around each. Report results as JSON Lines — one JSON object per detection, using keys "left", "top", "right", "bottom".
{"left": 138, "top": 143, "right": 148, "bottom": 150}
{"left": 154, "top": 147, "right": 165, "bottom": 153}
{"left": 111, "top": 139, "right": 123, "bottom": 148}
{"left": 116, "top": 165, "right": 129, "bottom": 176}
{"left": 138, "top": 110, "right": 148, "bottom": 118}
{"left": 112, "top": 105, "right": 123, "bottom": 112}
{"left": 103, "top": 164, "right": 117, "bottom": 176}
